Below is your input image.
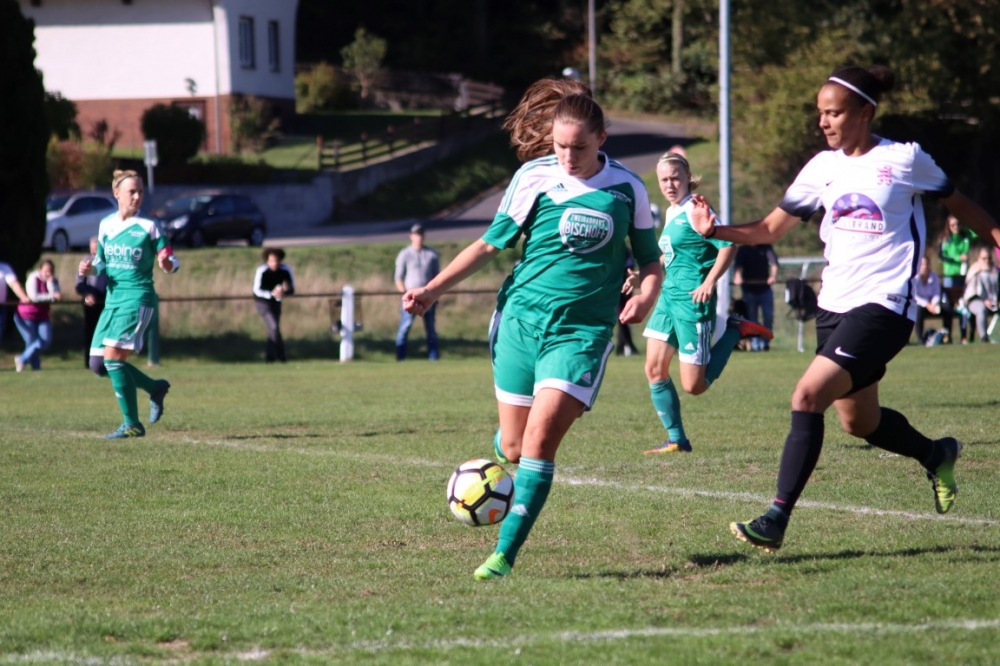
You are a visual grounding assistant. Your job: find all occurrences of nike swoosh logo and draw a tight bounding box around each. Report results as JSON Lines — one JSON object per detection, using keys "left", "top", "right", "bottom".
{"left": 834, "top": 346, "right": 857, "bottom": 359}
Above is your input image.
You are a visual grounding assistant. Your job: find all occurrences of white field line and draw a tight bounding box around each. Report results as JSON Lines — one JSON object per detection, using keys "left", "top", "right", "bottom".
{"left": 7, "top": 618, "right": 999, "bottom": 663}
{"left": 185, "top": 436, "right": 1000, "bottom": 527}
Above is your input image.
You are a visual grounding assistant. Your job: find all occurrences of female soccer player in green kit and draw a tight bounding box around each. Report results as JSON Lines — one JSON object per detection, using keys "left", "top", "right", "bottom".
{"left": 403, "top": 81, "right": 663, "bottom": 579}
{"left": 641, "top": 151, "right": 772, "bottom": 454}
{"left": 79, "top": 170, "right": 178, "bottom": 439}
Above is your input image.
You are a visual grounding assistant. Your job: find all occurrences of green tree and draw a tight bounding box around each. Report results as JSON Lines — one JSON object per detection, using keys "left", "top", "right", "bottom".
{"left": 340, "top": 27, "right": 387, "bottom": 102}
{"left": 140, "top": 104, "right": 205, "bottom": 166}
{"left": 0, "top": 0, "right": 49, "bottom": 276}
{"left": 43, "top": 91, "right": 79, "bottom": 140}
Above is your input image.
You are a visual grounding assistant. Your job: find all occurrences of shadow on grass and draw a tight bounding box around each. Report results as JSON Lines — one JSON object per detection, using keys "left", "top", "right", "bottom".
{"left": 690, "top": 544, "right": 1000, "bottom": 566}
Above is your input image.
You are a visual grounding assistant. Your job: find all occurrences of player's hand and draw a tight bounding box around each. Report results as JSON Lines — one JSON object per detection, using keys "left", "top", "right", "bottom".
{"left": 158, "top": 252, "right": 179, "bottom": 273}
{"left": 78, "top": 258, "right": 92, "bottom": 276}
{"left": 690, "top": 280, "right": 714, "bottom": 304}
{"left": 84, "top": 295, "right": 96, "bottom": 306}
{"left": 402, "top": 287, "right": 437, "bottom": 316}
{"left": 621, "top": 270, "right": 639, "bottom": 295}
{"left": 689, "top": 194, "right": 717, "bottom": 237}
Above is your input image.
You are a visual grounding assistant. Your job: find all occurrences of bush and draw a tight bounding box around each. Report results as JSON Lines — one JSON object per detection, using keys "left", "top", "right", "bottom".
{"left": 295, "top": 61, "right": 355, "bottom": 112}
{"left": 43, "top": 91, "right": 80, "bottom": 140}
{"left": 230, "top": 95, "right": 281, "bottom": 154}
{"left": 46, "top": 137, "right": 117, "bottom": 191}
{"left": 140, "top": 104, "right": 206, "bottom": 166}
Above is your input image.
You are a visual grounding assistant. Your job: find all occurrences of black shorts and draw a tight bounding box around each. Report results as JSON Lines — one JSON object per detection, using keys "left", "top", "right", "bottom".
{"left": 815, "top": 303, "right": 914, "bottom": 395}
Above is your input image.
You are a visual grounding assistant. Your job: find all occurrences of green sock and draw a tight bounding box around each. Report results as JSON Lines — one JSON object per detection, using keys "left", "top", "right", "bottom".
{"left": 124, "top": 362, "right": 158, "bottom": 394}
{"left": 105, "top": 360, "right": 140, "bottom": 426}
{"left": 496, "top": 457, "right": 554, "bottom": 566}
{"left": 650, "top": 378, "right": 686, "bottom": 444}
{"left": 705, "top": 325, "right": 742, "bottom": 386}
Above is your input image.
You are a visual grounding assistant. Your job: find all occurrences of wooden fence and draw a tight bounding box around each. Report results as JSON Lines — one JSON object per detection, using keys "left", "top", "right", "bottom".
{"left": 316, "top": 81, "right": 505, "bottom": 172}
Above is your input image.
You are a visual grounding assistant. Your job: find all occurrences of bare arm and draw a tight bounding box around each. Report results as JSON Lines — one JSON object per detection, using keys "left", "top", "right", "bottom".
{"left": 942, "top": 190, "right": 1000, "bottom": 250}
{"left": 691, "top": 244, "right": 736, "bottom": 304}
{"left": 402, "top": 239, "right": 500, "bottom": 314}
{"left": 689, "top": 196, "right": 802, "bottom": 245}
{"left": 5, "top": 277, "right": 30, "bottom": 303}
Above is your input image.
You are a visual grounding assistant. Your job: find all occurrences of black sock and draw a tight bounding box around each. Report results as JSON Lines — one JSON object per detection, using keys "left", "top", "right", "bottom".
{"left": 774, "top": 411, "right": 825, "bottom": 517}
{"left": 864, "top": 408, "right": 936, "bottom": 468}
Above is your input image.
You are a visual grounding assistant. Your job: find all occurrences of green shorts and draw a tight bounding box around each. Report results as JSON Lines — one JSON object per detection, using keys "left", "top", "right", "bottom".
{"left": 90, "top": 303, "right": 157, "bottom": 356}
{"left": 489, "top": 311, "right": 613, "bottom": 410}
{"left": 643, "top": 302, "right": 716, "bottom": 366}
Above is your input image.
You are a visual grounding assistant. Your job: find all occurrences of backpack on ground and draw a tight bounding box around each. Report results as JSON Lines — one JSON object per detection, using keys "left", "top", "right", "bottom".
{"left": 785, "top": 278, "right": 818, "bottom": 322}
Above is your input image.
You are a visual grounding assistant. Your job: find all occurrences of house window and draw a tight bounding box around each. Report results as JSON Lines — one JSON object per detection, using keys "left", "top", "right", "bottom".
{"left": 238, "top": 16, "right": 255, "bottom": 69}
{"left": 267, "top": 21, "right": 280, "bottom": 72}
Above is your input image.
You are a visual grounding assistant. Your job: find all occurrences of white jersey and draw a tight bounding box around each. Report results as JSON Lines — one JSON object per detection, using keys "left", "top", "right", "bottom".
{"left": 780, "top": 138, "right": 953, "bottom": 319}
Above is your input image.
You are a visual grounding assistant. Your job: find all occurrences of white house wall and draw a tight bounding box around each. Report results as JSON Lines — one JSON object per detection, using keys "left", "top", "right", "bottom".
{"left": 19, "top": 0, "right": 218, "bottom": 101}
{"left": 18, "top": 0, "right": 298, "bottom": 101}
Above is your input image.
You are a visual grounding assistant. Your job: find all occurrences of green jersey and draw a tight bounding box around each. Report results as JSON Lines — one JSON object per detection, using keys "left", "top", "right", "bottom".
{"left": 657, "top": 196, "right": 731, "bottom": 321}
{"left": 93, "top": 213, "right": 169, "bottom": 307}
{"left": 482, "top": 154, "right": 661, "bottom": 337}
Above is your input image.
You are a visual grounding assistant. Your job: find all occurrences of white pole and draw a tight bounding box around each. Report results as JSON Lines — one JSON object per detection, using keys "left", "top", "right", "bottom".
{"left": 339, "top": 285, "right": 355, "bottom": 362}
{"left": 714, "top": 0, "right": 732, "bottom": 343}
{"left": 588, "top": 0, "right": 596, "bottom": 96}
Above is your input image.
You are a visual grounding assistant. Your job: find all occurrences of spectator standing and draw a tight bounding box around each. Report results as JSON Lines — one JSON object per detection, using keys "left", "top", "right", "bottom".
{"left": 962, "top": 246, "right": 999, "bottom": 343}
{"left": 734, "top": 244, "right": 780, "bottom": 351}
{"left": 938, "top": 215, "right": 974, "bottom": 342}
{"left": 76, "top": 237, "right": 108, "bottom": 368}
{"left": 0, "top": 259, "right": 31, "bottom": 346}
{"left": 252, "top": 248, "right": 295, "bottom": 363}
{"left": 14, "top": 259, "right": 62, "bottom": 372}
{"left": 394, "top": 223, "right": 440, "bottom": 361}
{"left": 913, "top": 255, "right": 943, "bottom": 343}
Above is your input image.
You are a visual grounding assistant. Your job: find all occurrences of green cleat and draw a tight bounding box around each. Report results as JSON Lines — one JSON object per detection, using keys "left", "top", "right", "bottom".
{"left": 149, "top": 380, "right": 170, "bottom": 424}
{"left": 927, "top": 438, "right": 962, "bottom": 514}
{"left": 474, "top": 552, "right": 512, "bottom": 580}
{"left": 493, "top": 428, "right": 509, "bottom": 464}
{"left": 730, "top": 515, "right": 785, "bottom": 553}
{"left": 105, "top": 422, "right": 146, "bottom": 439}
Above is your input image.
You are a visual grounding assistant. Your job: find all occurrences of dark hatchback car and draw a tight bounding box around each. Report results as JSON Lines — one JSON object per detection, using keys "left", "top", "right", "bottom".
{"left": 150, "top": 192, "right": 267, "bottom": 248}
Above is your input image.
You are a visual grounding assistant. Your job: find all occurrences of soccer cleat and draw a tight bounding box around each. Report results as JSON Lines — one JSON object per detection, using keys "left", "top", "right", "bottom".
{"left": 493, "top": 428, "right": 509, "bottom": 464}
{"left": 474, "top": 552, "right": 512, "bottom": 580}
{"left": 727, "top": 315, "right": 774, "bottom": 341}
{"left": 15, "top": 356, "right": 25, "bottom": 373}
{"left": 105, "top": 422, "right": 146, "bottom": 439}
{"left": 149, "top": 380, "right": 171, "bottom": 424}
{"left": 927, "top": 438, "right": 962, "bottom": 514}
{"left": 730, "top": 515, "right": 785, "bottom": 553}
{"left": 643, "top": 440, "right": 692, "bottom": 454}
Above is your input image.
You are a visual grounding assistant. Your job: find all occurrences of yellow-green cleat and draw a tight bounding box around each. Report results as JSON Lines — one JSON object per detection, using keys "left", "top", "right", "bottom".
{"left": 474, "top": 552, "right": 512, "bottom": 580}
{"left": 927, "top": 438, "right": 962, "bottom": 514}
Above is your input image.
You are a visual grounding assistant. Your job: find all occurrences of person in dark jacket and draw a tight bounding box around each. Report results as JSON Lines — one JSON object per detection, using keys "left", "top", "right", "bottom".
{"left": 253, "top": 247, "right": 295, "bottom": 363}
{"left": 76, "top": 237, "right": 108, "bottom": 368}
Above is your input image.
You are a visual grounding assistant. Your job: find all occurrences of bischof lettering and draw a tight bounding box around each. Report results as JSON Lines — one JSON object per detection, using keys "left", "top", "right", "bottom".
{"left": 559, "top": 207, "right": 614, "bottom": 253}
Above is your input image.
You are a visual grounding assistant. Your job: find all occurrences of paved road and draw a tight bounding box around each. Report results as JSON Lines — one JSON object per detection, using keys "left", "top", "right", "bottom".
{"left": 269, "top": 116, "right": 696, "bottom": 247}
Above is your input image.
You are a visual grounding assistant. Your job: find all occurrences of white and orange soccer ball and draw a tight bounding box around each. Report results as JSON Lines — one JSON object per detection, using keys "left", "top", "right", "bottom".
{"left": 446, "top": 458, "right": 514, "bottom": 526}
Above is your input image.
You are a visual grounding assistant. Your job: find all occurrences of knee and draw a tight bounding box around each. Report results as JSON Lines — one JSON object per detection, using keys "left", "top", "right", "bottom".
{"left": 644, "top": 361, "right": 667, "bottom": 383}
{"left": 791, "top": 384, "right": 821, "bottom": 412}
{"left": 89, "top": 356, "right": 108, "bottom": 377}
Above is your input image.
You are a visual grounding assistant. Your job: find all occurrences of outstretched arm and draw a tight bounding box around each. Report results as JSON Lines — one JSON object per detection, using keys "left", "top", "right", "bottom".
{"left": 689, "top": 196, "right": 801, "bottom": 245}
{"left": 402, "top": 239, "right": 500, "bottom": 315}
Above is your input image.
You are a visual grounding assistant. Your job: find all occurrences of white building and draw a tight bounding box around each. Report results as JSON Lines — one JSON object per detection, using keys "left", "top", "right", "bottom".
{"left": 17, "top": 0, "right": 300, "bottom": 154}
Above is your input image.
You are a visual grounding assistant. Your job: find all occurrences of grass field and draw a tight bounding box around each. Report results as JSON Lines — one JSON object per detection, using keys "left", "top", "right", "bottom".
{"left": 2, "top": 342, "right": 999, "bottom": 664}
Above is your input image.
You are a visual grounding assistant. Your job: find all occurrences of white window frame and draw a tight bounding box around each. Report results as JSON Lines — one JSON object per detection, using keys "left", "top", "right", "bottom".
{"left": 267, "top": 20, "right": 280, "bottom": 72}
{"left": 239, "top": 16, "right": 255, "bottom": 69}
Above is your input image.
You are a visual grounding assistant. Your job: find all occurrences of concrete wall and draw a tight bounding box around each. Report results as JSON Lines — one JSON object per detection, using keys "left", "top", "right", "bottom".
{"left": 140, "top": 174, "right": 334, "bottom": 236}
